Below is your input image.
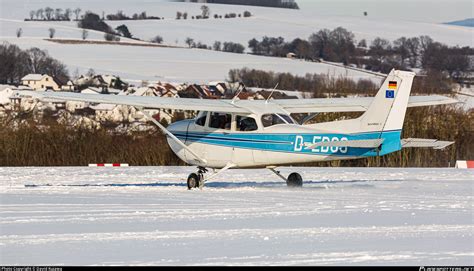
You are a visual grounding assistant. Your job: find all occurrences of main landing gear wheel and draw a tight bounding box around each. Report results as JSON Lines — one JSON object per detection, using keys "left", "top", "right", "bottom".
{"left": 187, "top": 173, "right": 200, "bottom": 190}
{"left": 287, "top": 172, "right": 303, "bottom": 187}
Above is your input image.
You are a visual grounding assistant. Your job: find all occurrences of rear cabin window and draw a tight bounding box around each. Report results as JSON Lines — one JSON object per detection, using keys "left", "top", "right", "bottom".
{"left": 236, "top": 115, "right": 258, "bottom": 132}
{"left": 261, "top": 114, "right": 295, "bottom": 127}
{"left": 209, "top": 112, "right": 232, "bottom": 130}
{"left": 195, "top": 111, "right": 208, "bottom": 126}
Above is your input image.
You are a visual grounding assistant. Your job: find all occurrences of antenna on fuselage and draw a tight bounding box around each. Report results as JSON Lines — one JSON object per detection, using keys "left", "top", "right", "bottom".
{"left": 265, "top": 83, "right": 279, "bottom": 104}
{"left": 231, "top": 82, "right": 244, "bottom": 104}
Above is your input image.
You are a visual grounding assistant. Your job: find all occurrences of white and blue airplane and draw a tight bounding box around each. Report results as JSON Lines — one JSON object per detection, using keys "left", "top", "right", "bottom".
{"left": 15, "top": 70, "right": 457, "bottom": 189}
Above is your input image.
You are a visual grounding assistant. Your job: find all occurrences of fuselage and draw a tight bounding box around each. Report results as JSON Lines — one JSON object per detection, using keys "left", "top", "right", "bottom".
{"left": 167, "top": 111, "right": 402, "bottom": 169}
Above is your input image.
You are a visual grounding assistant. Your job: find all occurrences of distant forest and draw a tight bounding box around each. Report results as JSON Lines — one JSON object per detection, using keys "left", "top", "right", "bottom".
{"left": 180, "top": 0, "right": 299, "bottom": 9}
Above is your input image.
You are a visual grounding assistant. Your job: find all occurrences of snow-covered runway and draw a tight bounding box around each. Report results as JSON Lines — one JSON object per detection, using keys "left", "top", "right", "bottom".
{"left": 1, "top": 167, "right": 473, "bottom": 265}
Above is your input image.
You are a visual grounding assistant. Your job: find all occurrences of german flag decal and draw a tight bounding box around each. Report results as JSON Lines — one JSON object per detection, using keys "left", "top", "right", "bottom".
{"left": 388, "top": 81, "right": 397, "bottom": 89}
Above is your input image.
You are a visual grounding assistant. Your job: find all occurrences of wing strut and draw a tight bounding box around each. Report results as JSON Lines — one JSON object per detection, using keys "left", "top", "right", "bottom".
{"left": 200, "top": 162, "right": 236, "bottom": 188}
{"left": 136, "top": 107, "right": 207, "bottom": 164}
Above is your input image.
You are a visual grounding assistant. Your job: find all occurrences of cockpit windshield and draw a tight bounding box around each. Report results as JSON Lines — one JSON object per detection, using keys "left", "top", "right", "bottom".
{"left": 261, "top": 114, "right": 295, "bottom": 127}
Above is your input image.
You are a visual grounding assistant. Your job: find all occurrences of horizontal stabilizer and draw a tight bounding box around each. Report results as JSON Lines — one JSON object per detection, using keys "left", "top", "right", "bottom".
{"left": 401, "top": 138, "right": 454, "bottom": 150}
{"left": 304, "top": 139, "right": 384, "bottom": 150}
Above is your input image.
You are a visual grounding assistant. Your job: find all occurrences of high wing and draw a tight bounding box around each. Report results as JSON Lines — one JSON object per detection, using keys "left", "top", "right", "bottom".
{"left": 14, "top": 90, "right": 458, "bottom": 114}
{"left": 269, "top": 95, "right": 459, "bottom": 113}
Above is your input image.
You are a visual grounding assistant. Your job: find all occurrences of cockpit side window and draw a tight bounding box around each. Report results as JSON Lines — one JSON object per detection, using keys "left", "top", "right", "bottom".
{"left": 195, "top": 111, "right": 208, "bottom": 126}
{"left": 261, "top": 114, "right": 295, "bottom": 127}
{"left": 209, "top": 112, "right": 232, "bottom": 130}
{"left": 236, "top": 115, "right": 258, "bottom": 132}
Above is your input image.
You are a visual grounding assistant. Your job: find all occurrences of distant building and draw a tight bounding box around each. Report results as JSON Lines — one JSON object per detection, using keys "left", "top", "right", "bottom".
{"left": 21, "top": 74, "right": 63, "bottom": 91}
{"left": 61, "top": 80, "right": 76, "bottom": 92}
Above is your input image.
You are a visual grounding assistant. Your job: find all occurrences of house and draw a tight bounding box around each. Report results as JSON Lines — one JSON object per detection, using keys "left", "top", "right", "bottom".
{"left": 154, "top": 82, "right": 179, "bottom": 98}
{"left": 74, "top": 75, "right": 107, "bottom": 89}
{"left": 81, "top": 87, "right": 102, "bottom": 94}
{"left": 253, "top": 89, "right": 299, "bottom": 100}
{"left": 21, "top": 74, "right": 63, "bottom": 91}
{"left": 89, "top": 104, "right": 135, "bottom": 123}
{"left": 179, "top": 85, "right": 205, "bottom": 98}
{"left": 74, "top": 74, "right": 127, "bottom": 90}
{"left": 0, "top": 85, "right": 15, "bottom": 105}
{"left": 61, "top": 80, "right": 75, "bottom": 91}
{"left": 208, "top": 82, "right": 228, "bottom": 95}
{"left": 286, "top": 52, "right": 296, "bottom": 59}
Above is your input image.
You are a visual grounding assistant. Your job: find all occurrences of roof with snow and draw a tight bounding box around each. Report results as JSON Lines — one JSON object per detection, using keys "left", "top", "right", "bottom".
{"left": 21, "top": 74, "right": 45, "bottom": 81}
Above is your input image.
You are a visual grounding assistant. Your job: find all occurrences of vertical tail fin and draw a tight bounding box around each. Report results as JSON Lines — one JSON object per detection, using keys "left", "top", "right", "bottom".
{"left": 311, "top": 69, "right": 416, "bottom": 134}
{"left": 358, "top": 69, "right": 416, "bottom": 132}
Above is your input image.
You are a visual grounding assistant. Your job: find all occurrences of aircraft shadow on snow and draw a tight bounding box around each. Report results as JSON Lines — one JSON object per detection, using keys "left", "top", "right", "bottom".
{"left": 24, "top": 179, "right": 403, "bottom": 189}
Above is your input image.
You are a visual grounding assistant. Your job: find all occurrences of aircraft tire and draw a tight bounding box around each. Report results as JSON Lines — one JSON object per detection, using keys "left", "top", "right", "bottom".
{"left": 287, "top": 172, "right": 303, "bottom": 187}
{"left": 187, "top": 173, "right": 200, "bottom": 190}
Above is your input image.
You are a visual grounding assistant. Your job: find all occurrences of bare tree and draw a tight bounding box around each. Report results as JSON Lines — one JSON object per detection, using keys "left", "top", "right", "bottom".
{"left": 150, "top": 35, "right": 163, "bottom": 44}
{"left": 185, "top": 37, "right": 194, "bottom": 47}
{"left": 419, "top": 35, "right": 433, "bottom": 54}
{"left": 201, "top": 5, "right": 210, "bottom": 18}
{"left": 16, "top": 28, "right": 22, "bottom": 38}
{"left": 29, "top": 10, "right": 35, "bottom": 20}
{"left": 393, "top": 37, "right": 409, "bottom": 66}
{"left": 36, "top": 9, "right": 44, "bottom": 20}
{"left": 54, "top": 8, "right": 63, "bottom": 20}
{"left": 176, "top": 11, "right": 182, "bottom": 20}
{"left": 406, "top": 37, "right": 420, "bottom": 67}
{"left": 357, "top": 39, "right": 367, "bottom": 48}
{"left": 64, "top": 8, "right": 72, "bottom": 20}
{"left": 86, "top": 68, "right": 95, "bottom": 77}
{"left": 183, "top": 12, "right": 188, "bottom": 19}
{"left": 26, "top": 47, "right": 47, "bottom": 73}
{"left": 73, "top": 8, "right": 81, "bottom": 20}
{"left": 44, "top": 7, "right": 54, "bottom": 20}
{"left": 213, "top": 41, "right": 222, "bottom": 51}
{"left": 82, "top": 29, "right": 89, "bottom": 40}
{"left": 48, "top": 28, "right": 56, "bottom": 38}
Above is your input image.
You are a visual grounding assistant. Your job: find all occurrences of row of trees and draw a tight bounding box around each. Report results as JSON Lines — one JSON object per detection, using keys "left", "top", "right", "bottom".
{"left": 247, "top": 28, "right": 472, "bottom": 81}
{"left": 184, "top": 37, "right": 245, "bottom": 53}
{"left": 0, "top": 42, "right": 69, "bottom": 85}
{"left": 176, "top": 6, "right": 251, "bottom": 20}
{"left": 229, "top": 68, "right": 378, "bottom": 97}
{"left": 16, "top": 27, "right": 57, "bottom": 39}
{"left": 228, "top": 67, "right": 454, "bottom": 95}
{"left": 27, "top": 7, "right": 82, "bottom": 21}
{"left": 106, "top": 11, "right": 163, "bottom": 20}
{"left": 199, "top": 0, "right": 299, "bottom": 10}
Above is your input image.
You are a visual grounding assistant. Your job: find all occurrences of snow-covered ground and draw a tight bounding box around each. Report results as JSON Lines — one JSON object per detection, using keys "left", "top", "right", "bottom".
{"left": 1, "top": 0, "right": 472, "bottom": 84}
{"left": 2, "top": 37, "right": 382, "bottom": 84}
{"left": 1, "top": 166, "right": 473, "bottom": 265}
{"left": 1, "top": 0, "right": 472, "bottom": 47}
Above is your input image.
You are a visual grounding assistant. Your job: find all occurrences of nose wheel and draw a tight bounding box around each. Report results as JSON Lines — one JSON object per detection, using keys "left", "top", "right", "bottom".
{"left": 187, "top": 173, "right": 201, "bottom": 189}
{"left": 187, "top": 167, "right": 207, "bottom": 190}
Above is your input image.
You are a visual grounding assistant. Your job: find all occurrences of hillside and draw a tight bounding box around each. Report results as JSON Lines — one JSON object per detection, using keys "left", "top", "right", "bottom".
{"left": 0, "top": 0, "right": 472, "bottom": 84}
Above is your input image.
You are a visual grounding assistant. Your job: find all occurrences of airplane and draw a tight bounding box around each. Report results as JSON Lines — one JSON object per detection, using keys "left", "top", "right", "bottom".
{"left": 14, "top": 70, "right": 457, "bottom": 189}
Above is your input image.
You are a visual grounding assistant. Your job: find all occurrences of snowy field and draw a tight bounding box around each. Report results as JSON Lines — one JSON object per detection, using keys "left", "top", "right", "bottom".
{"left": 1, "top": 0, "right": 472, "bottom": 84}
{"left": 1, "top": 37, "right": 383, "bottom": 84}
{"left": 1, "top": 0, "right": 472, "bottom": 47}
{"left": 1, "top": 166, "right": 473, "bottom": 265}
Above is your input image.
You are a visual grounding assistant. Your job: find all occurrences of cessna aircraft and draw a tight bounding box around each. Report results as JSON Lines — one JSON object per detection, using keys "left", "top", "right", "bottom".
{"left": 15, "top": 70, "right": 457, "bottom": 189}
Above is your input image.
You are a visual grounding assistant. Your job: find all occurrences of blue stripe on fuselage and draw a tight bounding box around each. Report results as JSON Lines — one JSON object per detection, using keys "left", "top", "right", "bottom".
{"left": 173, "top": 130, "right": 402, "bottom": 157}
